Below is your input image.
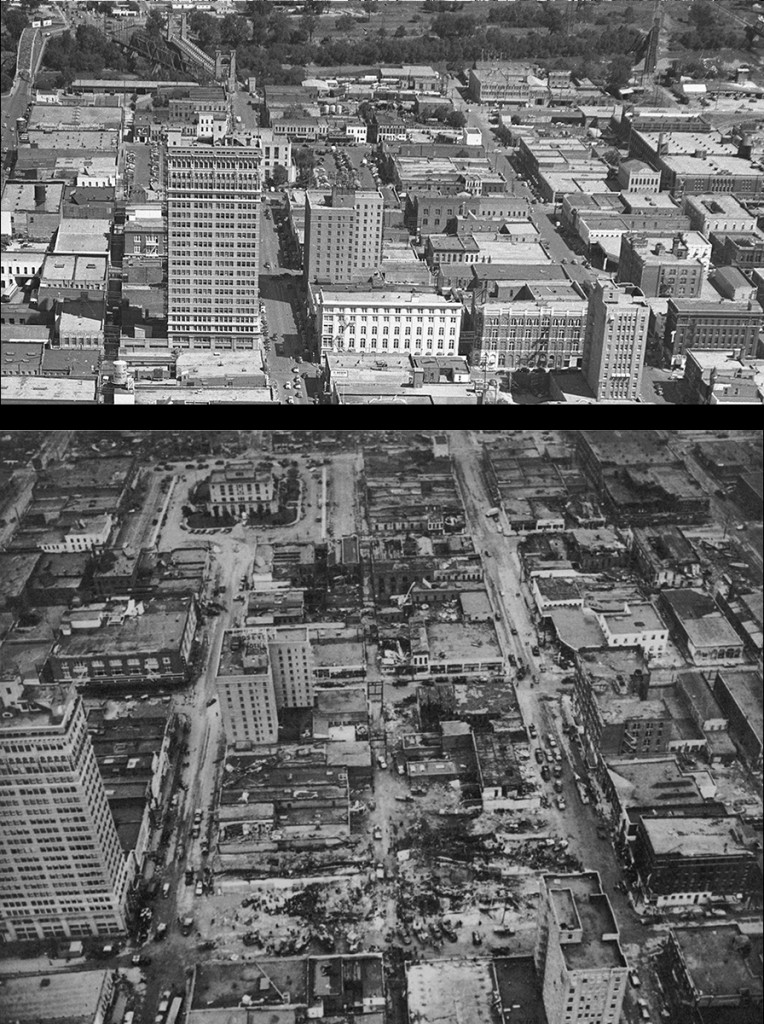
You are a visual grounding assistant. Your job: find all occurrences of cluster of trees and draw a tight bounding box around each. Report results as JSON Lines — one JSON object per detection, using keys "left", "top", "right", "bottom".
{"left": 41, "top": 25, "right": 132, "bottom": 86}
{"left": 418, "top": 104, "right": 466, "bottom": 128}
{"left": 672, "top": 1, "right": 744, "bottom": 51}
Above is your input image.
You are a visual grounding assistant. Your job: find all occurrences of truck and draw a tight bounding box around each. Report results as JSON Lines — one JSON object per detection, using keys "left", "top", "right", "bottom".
{"left": 485, "top": 508, "right": 500, "bottom": 518}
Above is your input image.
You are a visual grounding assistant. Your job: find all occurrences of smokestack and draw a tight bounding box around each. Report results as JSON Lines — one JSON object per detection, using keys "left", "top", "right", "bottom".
{"left": 34, "top": 184, "right": 46, "bottom": 207}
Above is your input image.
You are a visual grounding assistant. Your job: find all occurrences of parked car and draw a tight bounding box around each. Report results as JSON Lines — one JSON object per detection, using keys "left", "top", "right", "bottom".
{"left": 541, "top": 765, "right": 550, "bottom": 781}
{"left": 553, "top": 781, "right": 564, "bottom": 794}
{"left": 535, "top": 749, "right": 544, "bottom": 765}
{"left": 629, "top": 971, "right": 641, "bottom": 988}
{"left": 195, "top": 881, "right": 204, "bottom": 896}
{"left": 556, "top": 796, "right": 566, "bottom": 810}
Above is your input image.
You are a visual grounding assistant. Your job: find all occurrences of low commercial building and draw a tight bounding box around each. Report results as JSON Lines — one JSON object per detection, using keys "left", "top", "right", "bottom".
{"left": 684, "top": 193, "right": 757, "bottom": 236}
{"left": 632, "top": 815, "right": 758, "bottom": 908}
{"left": 631, "top": 526, "right": 702, "bottom": 588}
{"left": 712, "top": 667, "right": 763, "bottom": 771}
{"left": 402, "top": 618, "right": 503, "bottom": 679}
{"left": 0, "top": 969, "right": 115, "bottom": 1024}
{"left": 36, "top": 514, "right": 113, "bottom": 554}
{"left": 659, "top": 924, "right": 763, "bottom": 1024}
{"left": 218, "top": 748, "right": 351, "bottom": 861}
{"left": 660, "top": 589, "right": 746, "bottom": 664}
{"left": 577, "top": 429, "right": 710, "bottom": 526}
{"left": 597, "top": 600, "right": 668, "bottom": 658}
{"left": 406, "top": 957, "right": 537, "bottom": 1024}
{"left": 565, "top": 527, "right": 628, "bottom": 573}
{"left": 208, "top": 462, "right": 277, "bottom": 519}
{"left": 711, "top": 229, "right": 764, "bottom": 269}
{"left": 604, "top": 756, "right": 709, "bottom": 844}
{"left": 617, "top": 159, "right": 661, "bottom": 193}
{"left": 535, "top": 872, "right": 628, "bottom": 1024}
{"left": 46, "top": 595, "right": 198, "bottom": 688}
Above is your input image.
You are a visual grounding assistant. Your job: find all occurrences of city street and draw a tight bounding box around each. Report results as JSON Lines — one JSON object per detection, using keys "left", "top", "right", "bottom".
{"left": 259, "top": 202, "right": 322, "bottom": 405}
{"left": 447, "top": 430, "right": 657, "bottom": 1020}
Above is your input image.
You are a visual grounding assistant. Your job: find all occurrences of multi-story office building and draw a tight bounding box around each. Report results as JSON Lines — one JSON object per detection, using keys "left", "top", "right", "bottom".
{"left": 267, "top": 629, "right": 315, "bottom": 709}
{"left": 208, "top": 462, "right": 277, "bottom": 519}
{"left": 617, "top": 232, "right": 708, "bottom": 298}
{"left": 583, "top": 281, "right": 649, "bottom": 402}
{"left": 166, "top": 130, "right": 261, "bottom": 350}
{"left": 632, "top": 815, "right": 757, "bottom": 908}
{"left": 46, "top": 595, "right": 198, "bottom": 689}
{"left": 0, "top": 680, "right": 129, "bottom": 940}
{"left": 535, "top": 872, "right": 628, "bottom": 1024}
{"left": 663, "top": 297, "right": 763, "bottom": 366}
{"left": 314, "top": 288, "right": 462, "bottom": 356}
{"left": 217, "top": 630, "right": 278, "bottom": 747}
{"left": 472, "top": 296, "right": 588, "bottom": 370}
{"left": 304, "top": 188, "right": 383, "bottom": 285}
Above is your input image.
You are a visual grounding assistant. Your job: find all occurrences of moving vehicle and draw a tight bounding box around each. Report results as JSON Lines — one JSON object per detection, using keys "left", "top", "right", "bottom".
{"left": 195, "top": 881, "right": 203, "bottom": 896}
{"left": 162, "top": 882, "right": 170, "bottom": 899}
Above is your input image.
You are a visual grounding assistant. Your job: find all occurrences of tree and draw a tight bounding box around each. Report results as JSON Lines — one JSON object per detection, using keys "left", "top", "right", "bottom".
{"left": 394, "top": 25, "right": 406, "bottom": 38}
{"left": 301, "top": 12, "right": 318, "bottom": 43}
{"left": 303, "top": 0, "right": 327, "bottom": 15}
{"left": 271, "top": 163, "right": 289, "bottom": 187}
{"left": 445, "top": 109, "right": 466, "bottom": 128}
{"left": 362, "top": 0, "right": 378, "bottom": 23}
{"left": 144, "top": 9, "right": 165, "bottom": 38}
{"left": 605, "top": 55, "right": 632, "bottom": 95}
{"left": 336, "top": 13, "right": 354, "bottom": 32}
{"left": 188, "top": 11, "right": 220, "bottom": 50}
{"left": 220, "top": 14, "right": 250, "bottom": 48}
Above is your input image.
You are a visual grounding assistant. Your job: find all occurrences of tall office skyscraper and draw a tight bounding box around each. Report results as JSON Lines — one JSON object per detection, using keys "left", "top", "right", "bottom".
{"left": 304, "top": 187, "right": 384, "bottom": 285}
{"left": 535, "top": 872, "right": 628, "bottom": 1024}
{"left": 0, "top": 680, "right": 129, "bottom": 940}
{"left": 584, "top": 281, "right": 649, "bottom": 402}
{"left": 166, "top": 130, "right": 261, "bottom": 349}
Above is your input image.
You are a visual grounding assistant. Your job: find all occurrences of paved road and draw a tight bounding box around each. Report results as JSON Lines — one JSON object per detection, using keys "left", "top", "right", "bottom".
{"left": 1, "top": 16, "right": 68, "bottom": 160}
{"left": 259, "top": 202, "right": 322, "bottom": 404}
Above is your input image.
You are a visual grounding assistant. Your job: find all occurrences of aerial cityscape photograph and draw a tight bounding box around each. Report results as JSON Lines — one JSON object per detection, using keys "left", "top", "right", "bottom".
{"left": 2, "top": 0, "right": 764, "bottom": 404}
{"left": 0, "top": 427, "right": 761, "bottom": 1024}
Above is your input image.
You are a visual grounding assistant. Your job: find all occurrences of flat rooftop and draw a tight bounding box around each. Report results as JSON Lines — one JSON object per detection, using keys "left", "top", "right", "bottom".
{"left": 606, "top": 757, "right": 703, "bottom": 808}
{"left": 0, "top": 551, "right": 41, "bottom": 603}
{"left": 0, "top": 968, "right": 112, "bottom": 1021}
{"left": 218, "top": 629, "right": 270, "bottom": 678}
{"left": 1, "top": 377, "right": 97, "bottom": 404}
{"left": 597, "top": 697, "right": 668, "bottom": 725}
{"left": 545, "top": 873, "right": 625, "bottom": 972}
{"left": 642, "top": 815, "right": 750, "bottom": 857}
{"left": 549, "top": 607, "right": 607, "bottom": 650}
{"left": 602, "top": 601, "right": 665, "bottom": 634}
{"left": 191, "top": 958, "right": 308, "bottom": 1010}
{"left": 672, "top": 925, "right": 763, "bottom": 1002}
{"left": 716, "top": 668, "right": 763, "bottom": 736}
{"left": 406, "top": 957, "right": 503, "bottom": 1024}
{"left": 427, "top": 619, "right": 502, "bottom": 663}
{"left": 55, "top": 595, "right": 194, "bottom": 657}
